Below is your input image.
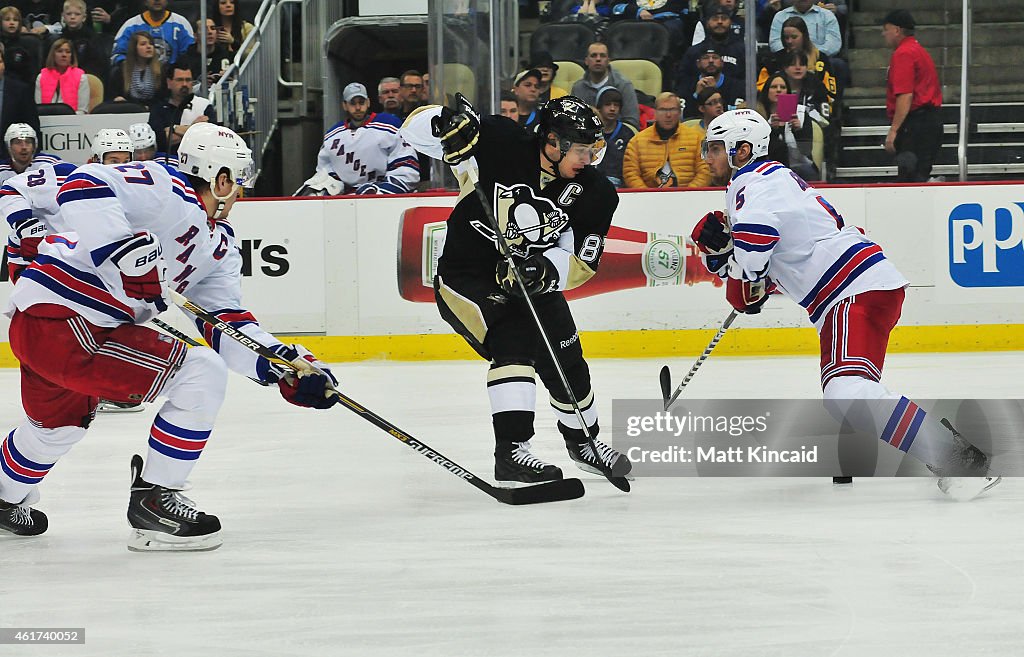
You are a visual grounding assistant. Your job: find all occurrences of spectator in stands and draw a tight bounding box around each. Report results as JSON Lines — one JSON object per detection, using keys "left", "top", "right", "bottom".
{"left": 35, "top": 38, "right": 90, "bottom": 112}
{"left": 882, "top": 9, "right": 942, "bottom": 183}
{"left": 148, "top": 62, "right": 215, "bottom": 154}
{"left": 679, "top": 3, "right": 745, "bottom": 85}
{"left": 51, "top": 0, "right": 109, "bottom": 77}
{"left": 420, "top": 71, "right": 430, "bottom": 102}
{"left": 89, "top": 1, "right": 138, "bottom": 36}
{"left": 756, "top": 0, "right": 781, "bottom": 42}
{"left": 571, "top": 41, "right": 640, "bottom": 128}
{"left": 512, "top": 68, "right": 542, "bottom": 127}
{"left": 499, "top": 90, "right": 517, "bottom": 120}
{"left": 623, "top": 91, "right": 710, "bottom": 188}
{"left": 192, "top": 17, "right": 232, "bottom": 86}
{"left": 594, "top": 85, "right": 636, "bottom": 187}
{"left": 755, "top": 70, "right": 819, "bottom": 180}
{"left": 0, "top": 7, "right": 39, "bottom": 85}
{"left": 106, "top": 31, "right": 162, "bottom": 106}
{"left": 691, "top": 0, "right": 743, "bottom": 46}
{"left": 19, "top": 0, "right": 59, "bottom": 35}
{"left": 676, "top": 45, "right": 744, "bottom": 119}
{"left": 396, "top": 69, "right": 424, "bottom": 119}
{"left": 297, "top": 81, "right": 419, "bottom": 196}
{"left": 0, "top": 47, "right": 40, "bottom": 157}
{"left": 682, "top": 86, "right": 725, "bottom": 133}
{"left": 759, "top": 15, "right": 837, "bottom": 106}
{"left": 530, "top": 50, "right": 566, "bottom": 104}
{"left": 769, "top": 0, "right": 841, "bottom": 57}
{"left": 0, "top": 123, "right": 55, "bottom": 183}
{"left": 377, "top": 76, "right": 400, "bottom": 115}
{"left": 208, "top": 0, "right": 253, "bottom": 56}
{"left": 781, "top": 50, "right": 830, "bottom": 128}
{"left": 111, "top": 0, "right": 195, "bottom": 67}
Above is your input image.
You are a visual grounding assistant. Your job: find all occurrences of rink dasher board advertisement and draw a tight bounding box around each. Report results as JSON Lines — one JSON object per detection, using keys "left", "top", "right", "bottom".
{"left": 0, "top": 183, "right": 1021, "bottom": 346}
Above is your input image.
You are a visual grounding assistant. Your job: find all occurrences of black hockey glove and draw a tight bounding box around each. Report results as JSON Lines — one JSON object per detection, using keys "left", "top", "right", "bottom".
{"left": 431, "top": 93, "right": 480, "bottom": 165}
{"left": 691, "top": 210, "right": 733, "bottom": 276}
{"left": 496, "top": 255, "right": 559, "bottom": 297}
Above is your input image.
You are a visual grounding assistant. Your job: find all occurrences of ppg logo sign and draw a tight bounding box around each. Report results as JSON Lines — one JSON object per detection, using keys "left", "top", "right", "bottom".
{"left": 949, "top": 202, "right": 1024, "bottom": 287}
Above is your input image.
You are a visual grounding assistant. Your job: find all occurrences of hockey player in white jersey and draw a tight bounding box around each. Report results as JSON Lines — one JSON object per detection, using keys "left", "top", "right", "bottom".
{"left": 0, "top": 123, "right": 63, "bottom": 186}
{"left": 0, "top": 123, "right": 340, "bottom": 548}
{"left": 128, "top": 122, "right": 179, "bottom": 168}
{"left": 298, "top": 82, "right": 420, "bottom": 195}
{"left": 692, "top": 109, "right": 999, "bottom": 501}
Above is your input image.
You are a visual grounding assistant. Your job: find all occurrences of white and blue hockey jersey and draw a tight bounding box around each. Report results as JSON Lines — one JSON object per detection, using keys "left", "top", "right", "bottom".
{"left": 312, "top": 113, "right": 420, "bottom": 194}
{"left": 1, "top": 161, "right": 77, "bottom": 273}
{"left": 111, "top": 11, "right": 195, "bottom": 65}
{"left": 0, "top": 153, "right": 65, "bottom": 186}
{"left": 724, "top": 159, "right": 908, "bottom": 329}
{"left": 6, "top": 161, "right": 287, "bottom": 382}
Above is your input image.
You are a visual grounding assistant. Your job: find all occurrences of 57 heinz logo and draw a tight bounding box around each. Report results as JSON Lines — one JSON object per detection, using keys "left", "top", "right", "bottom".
{"left": 949, "top": 202, "right": 1024, "bottom": 287}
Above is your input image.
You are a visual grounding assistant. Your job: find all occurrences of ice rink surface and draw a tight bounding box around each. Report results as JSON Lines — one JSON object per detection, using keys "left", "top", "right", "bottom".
{"left": 2, "top": 352, "right": 1022, "bottom": 657}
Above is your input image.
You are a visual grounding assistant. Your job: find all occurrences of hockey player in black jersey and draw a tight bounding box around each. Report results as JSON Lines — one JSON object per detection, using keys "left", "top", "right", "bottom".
{"left": 402, "top": 95, "right": 632, "bottom": 486}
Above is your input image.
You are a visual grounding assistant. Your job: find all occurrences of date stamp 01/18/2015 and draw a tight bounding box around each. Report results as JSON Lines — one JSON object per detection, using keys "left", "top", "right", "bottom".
{"left": 0, "top": 628, "right": 85, "bottom": 644}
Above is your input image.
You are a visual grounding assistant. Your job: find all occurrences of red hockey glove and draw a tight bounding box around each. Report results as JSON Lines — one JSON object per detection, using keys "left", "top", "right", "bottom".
{"left": 726, "top": 277, "right": 776, "bottom": 314}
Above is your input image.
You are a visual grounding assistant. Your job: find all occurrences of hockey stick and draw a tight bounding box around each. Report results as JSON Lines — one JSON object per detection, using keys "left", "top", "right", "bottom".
{"left": 661, "top": 309, "right": 738, "bottom": 411}
{"left": 466, "top": 163, "right": 630, "bottom": 492}
{"left": 166, "top": 289, "right": 584, "bottom": 506}
{"left": 151, "top": 317, "right": 204, "bottom": 347}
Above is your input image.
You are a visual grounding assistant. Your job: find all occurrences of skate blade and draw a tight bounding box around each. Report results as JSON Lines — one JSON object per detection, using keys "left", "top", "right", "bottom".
{"left": 98, "top": 403, "right": 146, "bottom": 414}
{"left": 936, "top": 476, "right": 1002, "bottom": 502}
{"left": 571, "top": 459, "right": 635, "bottom": 480}
{"left": 127, "top": 528, "right": 222, "bottom": 552}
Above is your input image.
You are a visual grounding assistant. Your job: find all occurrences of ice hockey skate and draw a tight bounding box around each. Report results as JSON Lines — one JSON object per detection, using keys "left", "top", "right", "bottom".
{"left": 494, "top": 440, "right": 563, "bottom": 487}
{"left": 126, "top": 454, "right": 221, "bottom": 551}
{"left": 565, "top": 438, "right": 632, "bottom": 478}
{"left": 0, "top": 499, "right": 47, "bottom": 536}
{"left": 929, "top": 420, "right": 1002, "bottom": 502}
{"left": 97, "top": 400, "right": 145, "bottom": 413}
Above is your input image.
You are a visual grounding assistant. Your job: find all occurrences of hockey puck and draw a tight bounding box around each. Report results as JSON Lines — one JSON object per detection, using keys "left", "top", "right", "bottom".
{"left": 832, "top": 476, "right": 853, "bottom": 485}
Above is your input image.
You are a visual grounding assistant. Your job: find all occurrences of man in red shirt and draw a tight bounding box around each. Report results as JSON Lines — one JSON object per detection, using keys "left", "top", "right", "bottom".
{"left": 882, "top": 9, "right": 943, "bottom": 182}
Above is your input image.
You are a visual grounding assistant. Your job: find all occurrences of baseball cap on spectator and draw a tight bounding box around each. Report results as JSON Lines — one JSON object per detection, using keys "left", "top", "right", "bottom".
{"left": 514, "top": 69, "right": 543, "bottom": 86}
{"left": 343, "top": 82, "right": 369, "bottom": 102}
{"left": 530, "top": 51, "right": 559, "bottom": 73}
{"left": 881, "top": 9, "right": 915, "bottom": 30}
{"left": 596, "top": 86, "right": 623, "bottom": 107}
{"left": 705, "top": 3, "right": 731, "bottom": 19}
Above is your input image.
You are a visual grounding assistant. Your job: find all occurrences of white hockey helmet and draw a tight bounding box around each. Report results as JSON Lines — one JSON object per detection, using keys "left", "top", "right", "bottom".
{"left": 128, "top": 122, "right": 157, "bottom": 151}
{"left": 92, "top": 128, "right": 134, "bottom": 161}
{"left": 702, "top": 109, "right": 772, "bottom": 168}
{"left": 5, "top": 122, "right": 37, "bottom": 146}
{"left": 176, "top": 123, "right": 255, "bottom": 188}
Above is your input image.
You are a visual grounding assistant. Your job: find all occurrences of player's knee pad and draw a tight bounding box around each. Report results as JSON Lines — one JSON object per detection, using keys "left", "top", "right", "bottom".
{"left": 161, "top": 346, "right": 228, "bottom": 420}
{"left": 822, "top": 375, "right": 897, "bottom": 424}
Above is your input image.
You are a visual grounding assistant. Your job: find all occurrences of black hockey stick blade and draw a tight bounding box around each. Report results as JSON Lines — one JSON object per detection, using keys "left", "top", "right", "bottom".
{"left": 491, "top": 478, "right": 586, "bottom": 505}
{"left": 659, "top": 365, "right": 672, "bottom": 410}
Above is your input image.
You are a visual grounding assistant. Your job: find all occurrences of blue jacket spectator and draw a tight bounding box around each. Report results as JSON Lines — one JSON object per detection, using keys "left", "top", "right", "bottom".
{"left": 111, "top": 0, "right": 195, "bottom": 66}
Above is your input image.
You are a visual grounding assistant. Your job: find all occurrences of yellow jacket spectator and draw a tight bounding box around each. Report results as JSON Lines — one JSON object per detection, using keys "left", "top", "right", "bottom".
{"left": 623, "top": 92, "right": 711, "bottom": 189}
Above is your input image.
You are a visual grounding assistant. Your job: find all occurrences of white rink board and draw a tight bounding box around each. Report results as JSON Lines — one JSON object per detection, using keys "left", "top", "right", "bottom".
{"left": 0, "top": 182, "right": 1022, "bottom": 340}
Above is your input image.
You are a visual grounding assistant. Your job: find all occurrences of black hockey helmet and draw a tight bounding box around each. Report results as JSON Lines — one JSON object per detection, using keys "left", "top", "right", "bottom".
{"left": 536, "top": 96, "right": 606, "bottom": 166}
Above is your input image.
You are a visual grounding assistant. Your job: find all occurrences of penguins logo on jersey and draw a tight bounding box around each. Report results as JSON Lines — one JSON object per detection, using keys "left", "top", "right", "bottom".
{"left": 471, "top": 183, "right": 569, "bottom": 258}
